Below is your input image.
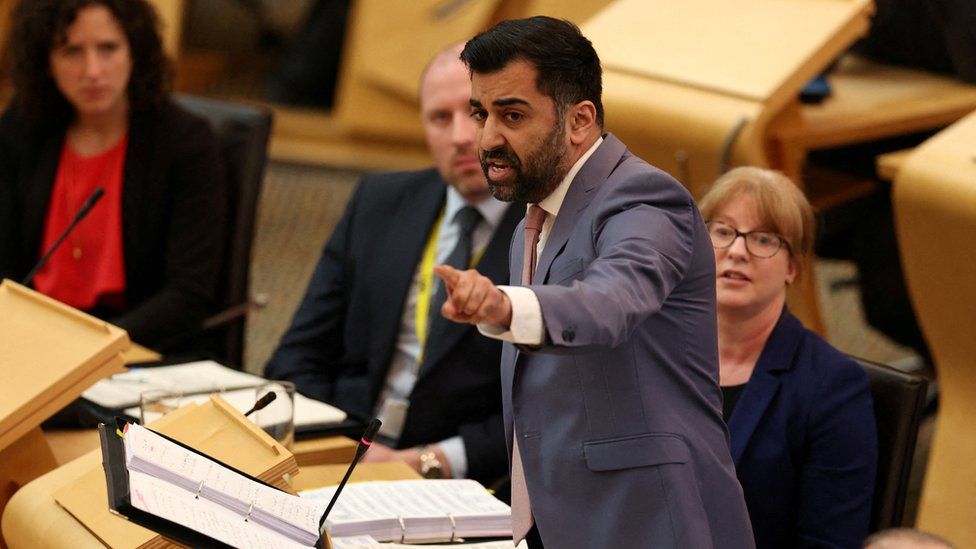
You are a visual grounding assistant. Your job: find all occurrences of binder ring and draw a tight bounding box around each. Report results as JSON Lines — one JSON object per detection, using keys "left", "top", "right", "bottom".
{"left": 244, "top": 501, "right": 255, "bottom": 522}
{"left": 397, "top": 516, "right": 406, "bottom": 544}
{"left": 448, "top": 513, "right": 457, "bottom": 542}
{"left": 195, "top": 480, "right": 205, "bottom": 499}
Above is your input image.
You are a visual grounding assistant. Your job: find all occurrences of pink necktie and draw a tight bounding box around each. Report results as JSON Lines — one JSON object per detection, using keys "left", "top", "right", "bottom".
{"left": 521, "top": 205, "right": 547, "bottom": 285}
{"left": 511, "top": 204, "right": 547, "bottom": 543}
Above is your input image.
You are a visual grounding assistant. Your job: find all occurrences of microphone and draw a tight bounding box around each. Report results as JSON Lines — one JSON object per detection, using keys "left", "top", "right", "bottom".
{"left": 243, "top": 391, "right": 277, "bottom": 418}
{"left": 21, "top": 187, "right": 105, "bottom": 286}
{"left": 320, "top": 418, "right": 382, "bottom": 533}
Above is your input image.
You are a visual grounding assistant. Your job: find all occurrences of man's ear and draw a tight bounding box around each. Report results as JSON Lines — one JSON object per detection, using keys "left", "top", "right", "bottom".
{"left": 568, "top": 101, "right": 597, "bottom": 145}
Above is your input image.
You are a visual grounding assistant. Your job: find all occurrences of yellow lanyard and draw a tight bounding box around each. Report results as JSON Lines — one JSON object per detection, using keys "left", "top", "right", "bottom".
{"left": 415, "top": 207, "right": 486, "bottom": 362}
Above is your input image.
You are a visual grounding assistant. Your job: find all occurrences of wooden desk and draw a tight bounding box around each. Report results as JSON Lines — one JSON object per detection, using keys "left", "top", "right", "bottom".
{"left": 41, "top": 427, "right": 359, "bottom": 468}
{"left": 876, "top": 148, "right": 914, "bottom": 181}
{"left": 293, "top": 461, "right": 421, "bottom": 491}
{"left": 766, "top": 54, "right": 976, "bottom": 189}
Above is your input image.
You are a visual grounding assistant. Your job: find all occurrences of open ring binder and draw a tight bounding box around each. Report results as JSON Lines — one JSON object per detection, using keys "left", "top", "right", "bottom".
{"left": 99, "top": 418, "right": 329, "bottom": 548}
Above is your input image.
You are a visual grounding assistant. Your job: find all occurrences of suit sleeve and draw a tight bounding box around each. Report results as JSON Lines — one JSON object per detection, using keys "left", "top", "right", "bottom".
{"left": 112, "top": 114, "right": 227, "bottom": 347}
{"left": 262, "top": 182, "right": 364, "bottom": 402}
{"left": 531, "top": 170, "right": 698, "bottom": 352}
{"left": 794, "top": 356, "right": 877, "bottom": 547}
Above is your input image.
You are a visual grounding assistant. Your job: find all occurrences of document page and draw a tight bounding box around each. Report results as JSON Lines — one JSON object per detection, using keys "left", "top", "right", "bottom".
{"left": 301, "top": 479, "right": 511, "bottom": 541}
{"left": 124, "top": 423, "right": 327, "bottom": 543}
{"left": 122, "top": 388, "right": 346, "bottom": 427}
{"left": 303, "top": 479, "right": 509, "bottom": 520}
{"left": 128, "top": 470, "right": 311, "bottom": 549}
{"left": 330, "top": 535, "right": 526, "bottom": 549}
{"left": 84, "top": 360, "right": 267, "bottom": 408}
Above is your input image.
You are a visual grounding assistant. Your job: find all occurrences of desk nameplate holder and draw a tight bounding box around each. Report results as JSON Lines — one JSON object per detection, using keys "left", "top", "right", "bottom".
{"left": 0, "top": 279, "right": 130, "bottom": 516}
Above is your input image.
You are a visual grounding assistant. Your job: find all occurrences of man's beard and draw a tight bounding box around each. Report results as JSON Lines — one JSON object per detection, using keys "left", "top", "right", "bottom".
{"left": 480, "top": 121, "right": 568, "bottom": 204}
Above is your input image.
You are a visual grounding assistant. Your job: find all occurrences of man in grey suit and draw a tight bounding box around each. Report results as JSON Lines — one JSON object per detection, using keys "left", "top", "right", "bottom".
{"left": 436, "top": 17, "right": 754, "bottom": 548}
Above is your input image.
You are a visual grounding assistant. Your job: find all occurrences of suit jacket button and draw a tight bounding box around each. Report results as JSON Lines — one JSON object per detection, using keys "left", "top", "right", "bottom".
{"left": 562, "top": 329, "right": 575, "bottom": 342}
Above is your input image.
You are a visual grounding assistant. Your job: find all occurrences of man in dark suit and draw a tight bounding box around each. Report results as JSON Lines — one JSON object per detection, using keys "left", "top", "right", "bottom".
{"left": 436, "top": 18, "right": 754, "bottom": 548}
{"left": 264, "top": 44, "right": 520, "bottom": 485}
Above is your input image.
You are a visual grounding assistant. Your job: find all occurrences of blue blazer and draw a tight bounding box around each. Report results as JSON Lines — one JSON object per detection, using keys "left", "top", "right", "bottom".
{"left": 729, "top": 309, "right": 877, "bottom": 549}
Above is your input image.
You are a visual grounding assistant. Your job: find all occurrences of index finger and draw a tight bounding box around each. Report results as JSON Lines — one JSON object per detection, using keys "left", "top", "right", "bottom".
{"left": 434, "top": 264, "right": 461, "bottom": 290}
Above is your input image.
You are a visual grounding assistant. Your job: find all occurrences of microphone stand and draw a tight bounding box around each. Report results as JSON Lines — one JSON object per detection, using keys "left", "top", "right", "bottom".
{"left": 319, "top": 418, "right": 382, "bottom": 535}
{"left": 22, "top": 187, "right": 105, "bottom": 286}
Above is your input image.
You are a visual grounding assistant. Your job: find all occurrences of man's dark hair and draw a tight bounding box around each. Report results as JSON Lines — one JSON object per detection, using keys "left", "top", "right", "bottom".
{"left": 461, "top": 16, "right": 604, "bottom": 128}
{"left": 4, "top": 0, "right": 172, "bottom": 124}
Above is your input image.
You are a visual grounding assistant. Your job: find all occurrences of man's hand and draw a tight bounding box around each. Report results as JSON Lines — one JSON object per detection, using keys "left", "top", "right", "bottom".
{"left": 360, "top": 441, "right": 453, "bottom": 478}
{"left": 434, "top": 265, "right": 513, "bottom": 327}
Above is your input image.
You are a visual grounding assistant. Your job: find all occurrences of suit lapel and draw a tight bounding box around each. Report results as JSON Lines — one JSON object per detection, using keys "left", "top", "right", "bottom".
{"left": 728, "top": 309, "right": 803, "bottom": 466}
{"left": 419, "top": 203, "right": 522, "bottom": 379}
{"left": 367, "top": 177, "right": 446, "bottom": 394}
{"left": 121, "top": 111, "right": 155, "bottom": 281}
{"left": 534, "top": 134, "right": 627, "bottom": 284}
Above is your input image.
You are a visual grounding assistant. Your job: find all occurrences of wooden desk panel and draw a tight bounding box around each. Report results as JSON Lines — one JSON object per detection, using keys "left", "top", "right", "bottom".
{"left": 766, "top": 55, "right": 976, "bottom": 188}
{"left": 769, "top": 55, "right": 976, "bottom": 151}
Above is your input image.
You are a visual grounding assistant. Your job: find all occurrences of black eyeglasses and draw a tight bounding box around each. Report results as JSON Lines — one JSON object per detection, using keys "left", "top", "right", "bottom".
{"left": 706, "top": 220, "right": 790, "bottom": 258}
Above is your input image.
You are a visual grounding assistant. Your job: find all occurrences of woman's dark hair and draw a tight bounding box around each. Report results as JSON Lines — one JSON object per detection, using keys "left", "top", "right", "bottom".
{"left": 461, "top": 16, "right": 604, "bottom": 128}
{"left": 5, "top": 0, "right": 172, "bottom": 122}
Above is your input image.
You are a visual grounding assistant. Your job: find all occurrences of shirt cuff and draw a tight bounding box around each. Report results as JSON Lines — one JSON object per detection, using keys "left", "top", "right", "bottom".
{"left": 477, "top": 286, "right": 544, "bottom": 345}
{"left": 437, "top": 436, "right": 467, "bottom": 479}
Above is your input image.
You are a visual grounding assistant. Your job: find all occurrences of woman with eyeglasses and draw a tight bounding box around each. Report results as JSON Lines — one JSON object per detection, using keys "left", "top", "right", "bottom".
{"left": 699, "top": 167, "right": 877, "bottom": 549}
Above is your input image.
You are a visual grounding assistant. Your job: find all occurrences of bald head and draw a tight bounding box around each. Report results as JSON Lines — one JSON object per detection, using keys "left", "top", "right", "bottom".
{"left": 419, "top": 42, "right": 488, "bottom": 203}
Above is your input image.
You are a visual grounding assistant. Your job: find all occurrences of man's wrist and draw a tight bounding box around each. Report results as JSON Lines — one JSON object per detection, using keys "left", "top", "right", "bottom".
{"left": 418, "top": 445, "right": 445, "bottom": 479}
{"left": 501, "top": 291, "right": 513, "bottom": 327}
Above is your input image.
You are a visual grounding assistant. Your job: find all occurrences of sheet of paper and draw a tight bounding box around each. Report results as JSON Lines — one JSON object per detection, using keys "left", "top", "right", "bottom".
{"left": 301, "top": 480, "right": 511, "bottom": 521}
{"left": 83, "top": 360, "right": 267, "bottom": 408}
{"left": 124, "top": 423, "right": 327, "bottom": 538}
{"left": 329, "top": 536, "right": 525, "bottom": 549}
{"left": 122, "top": 388, "right": 346, "bottom": 427}
{"left": 128, "top": 470, "right": 312, "bottom": 549}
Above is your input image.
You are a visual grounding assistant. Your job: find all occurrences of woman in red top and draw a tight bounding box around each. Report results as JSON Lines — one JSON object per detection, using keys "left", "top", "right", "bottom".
{"left": 0, "top": 0, "right": 226, "bottom": 350}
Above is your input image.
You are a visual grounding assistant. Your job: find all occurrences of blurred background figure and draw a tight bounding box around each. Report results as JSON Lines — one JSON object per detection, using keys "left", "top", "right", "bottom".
{"left": 699, "top": 167, "right": 877, "bottom": 549}
{"left": 0, "top": 0, "right": 226, "bottom": 351}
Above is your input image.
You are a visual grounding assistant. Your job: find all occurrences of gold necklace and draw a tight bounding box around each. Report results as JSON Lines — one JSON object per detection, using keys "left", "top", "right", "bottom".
{"left": 64, "top": 146, "right": 83, "bottom": 260}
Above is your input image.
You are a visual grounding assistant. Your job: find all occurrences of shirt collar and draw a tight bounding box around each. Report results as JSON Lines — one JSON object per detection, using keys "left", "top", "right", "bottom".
{"left": 536, "top": 136, "right": 603, "bottom": 218}
{"left": 444, "top": 184, "right": 508, "bottom": 229}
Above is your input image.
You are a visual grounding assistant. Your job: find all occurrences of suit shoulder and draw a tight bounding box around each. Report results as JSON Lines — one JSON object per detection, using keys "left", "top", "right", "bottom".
{"left": 794, "top": 324, "right": 870, "bottom": 390}
{"left": 355, "top": 167, "right": 443, "bottom": 203}
{"left": 610, "top": 151, "right": 695, "bottom": 206}
{"left": 359, "top": 167, "right": 443, "bottom": 188}
{"left": 148, "top": 100, "right": 218, "bottom": 140}
{"left": 0, "top": 104, "right": 54, "bottom": 152}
